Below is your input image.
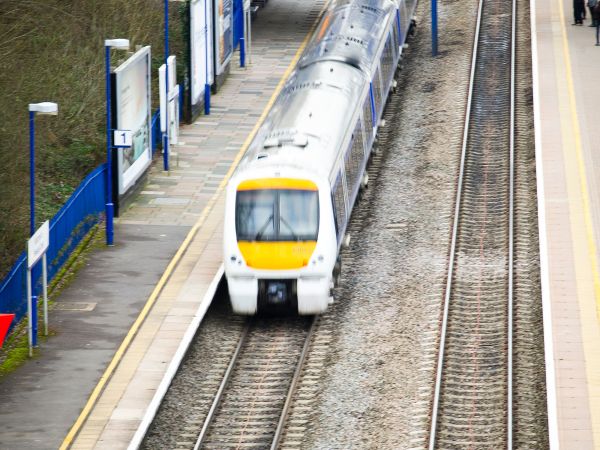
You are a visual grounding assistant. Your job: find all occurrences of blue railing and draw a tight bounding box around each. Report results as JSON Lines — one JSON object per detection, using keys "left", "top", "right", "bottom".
{"left": 0, "top": 164, "right": 107, "bottom": 330}
{"left": 1, "top": 90, "right": 181, "bottom": 335}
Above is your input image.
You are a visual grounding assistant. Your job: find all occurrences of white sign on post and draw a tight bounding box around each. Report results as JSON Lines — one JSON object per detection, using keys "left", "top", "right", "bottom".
{"left": 159, "top": 60, "right": 180, "bottom": 146}
{"left": 28, "top": 220, "right": 49, "bottom": 269}
{"left": 167, "top": 55, "right": 179, "bottom": 146}
{"left": 114, "top": 130, "right": 133, "bottom": 148}
{"left": 27, "top": 220, "right": 50, "bottom": 356}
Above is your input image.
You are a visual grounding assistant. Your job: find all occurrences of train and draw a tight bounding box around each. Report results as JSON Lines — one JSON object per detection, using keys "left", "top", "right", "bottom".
{"left": 223, "top": 0, "right": 417, "bottom": 314}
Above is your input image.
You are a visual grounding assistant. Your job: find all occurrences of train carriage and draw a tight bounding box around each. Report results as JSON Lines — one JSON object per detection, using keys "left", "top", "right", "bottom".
{"left": 223, "top": 0, "right": 417, "bottom": 314}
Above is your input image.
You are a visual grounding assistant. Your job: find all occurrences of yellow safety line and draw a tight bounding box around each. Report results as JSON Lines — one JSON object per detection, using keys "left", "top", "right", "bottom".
{"left": 556, "top": 0, "right": 600, "bottom": 321}
{"left": 59, "top": 4, "right": 329, "bottom": 449}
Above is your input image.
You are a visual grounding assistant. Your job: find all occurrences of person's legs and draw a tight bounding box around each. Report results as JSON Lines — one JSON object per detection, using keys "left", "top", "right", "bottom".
{"left": 596, "top": 24, "right": 600, "bottom": 44}
{"left": 576, "top": 4, "right": 584, "bottom": 23}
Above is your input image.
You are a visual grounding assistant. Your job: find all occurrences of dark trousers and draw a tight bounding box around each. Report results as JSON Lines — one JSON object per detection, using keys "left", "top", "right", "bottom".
{"left": 574, "top": 2, "right": 585, "bottom": 22}
{"left": 589, "top": 7, "right": 598, "bottom": 25}
{"left": 596, "top": 24, "right": 600, "bottom": 43}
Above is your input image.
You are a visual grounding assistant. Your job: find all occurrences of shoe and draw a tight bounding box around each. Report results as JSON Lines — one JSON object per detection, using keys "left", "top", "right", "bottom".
{"left": 589, "top": 24, "right": 596, "bottom": 27}
{"left": 596, "top": 43, "right": 600, "bottom": 46}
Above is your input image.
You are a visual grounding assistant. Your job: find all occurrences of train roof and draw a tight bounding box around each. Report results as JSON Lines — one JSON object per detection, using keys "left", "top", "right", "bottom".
{"left": 232, "top": 0, "right": 398, "bottom": 186}
{"left": 236, "top": 61, "right": 366, "bottom": 181}
{"left": 299, "top": 0, "right": 397, "bottom": 75}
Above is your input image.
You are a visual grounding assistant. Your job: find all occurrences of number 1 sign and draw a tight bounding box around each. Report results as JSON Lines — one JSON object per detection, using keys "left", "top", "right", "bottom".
{"left": 113, "top": 129, "right": 133, "bottom": 148}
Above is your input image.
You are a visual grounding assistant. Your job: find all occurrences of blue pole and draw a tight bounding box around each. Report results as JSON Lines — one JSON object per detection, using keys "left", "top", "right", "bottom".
{"left": 240, "top": 37, "right": 246, "bottom": 68}
{"left": 105, "top": 45, "right": 114, "bottom": 246}
{"left": 204, "top": 0, "right": 211, "bottom": 115}
{"left": 432, "top": 0, "right": 438, "bottom": 56}
{"left": 163, "top": 0, "right": 170, "bottom": 171}
{"left": 29, "top": 110, "right": 35, "bottom": 237}
{"left": 29, "top": 110, "right": 38, "bottom": 347}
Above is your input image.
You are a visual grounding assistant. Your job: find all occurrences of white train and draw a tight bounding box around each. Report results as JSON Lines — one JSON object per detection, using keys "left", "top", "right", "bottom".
{"left": 223, "top": 0, "right": 417, "bottom": 314}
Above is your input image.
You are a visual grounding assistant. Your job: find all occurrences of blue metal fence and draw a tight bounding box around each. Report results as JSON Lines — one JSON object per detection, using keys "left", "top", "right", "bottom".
{"left": 0, "top": 164, "right": 107, "bottom": 331}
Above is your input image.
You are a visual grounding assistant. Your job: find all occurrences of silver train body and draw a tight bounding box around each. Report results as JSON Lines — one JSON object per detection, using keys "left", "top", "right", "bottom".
{"left": 223, "top": 0, "right": 417, "bottom": 314}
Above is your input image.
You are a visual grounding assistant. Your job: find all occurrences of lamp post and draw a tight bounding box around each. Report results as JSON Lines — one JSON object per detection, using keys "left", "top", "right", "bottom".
{"left": 205, "top": 0, "right": 211, "bottom": 115}
{"left": 104, "top": 38, "right": 130, "bottom": 246}
{"left": 164, "top": 0, "right": 170, "bottom": 172}
{"left": 432, "top": 0, "right": 438, "bottom": 56}
{"left": 27, "top": 101, "right": 57, "bottom": 350}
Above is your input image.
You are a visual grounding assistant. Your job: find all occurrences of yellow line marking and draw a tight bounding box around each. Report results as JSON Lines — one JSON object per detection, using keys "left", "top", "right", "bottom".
{"left": 59, "top": 4, "right": 329, "bottom": 449}
{"left": 557, "top": 0, "right": 600, "bottom": 317}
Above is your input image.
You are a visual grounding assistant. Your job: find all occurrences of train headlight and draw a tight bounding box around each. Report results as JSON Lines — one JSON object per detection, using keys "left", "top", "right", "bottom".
{"left": 230, "top": 254, "right": 244, "bottom": 266}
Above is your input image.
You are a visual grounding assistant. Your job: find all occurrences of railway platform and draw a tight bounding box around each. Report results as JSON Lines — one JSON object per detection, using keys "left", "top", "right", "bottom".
{"left": 534, "top": 0, "right": 600, "bottom": 447}
{"left": 0, "top": 0, "right": 326, "bottom": 449}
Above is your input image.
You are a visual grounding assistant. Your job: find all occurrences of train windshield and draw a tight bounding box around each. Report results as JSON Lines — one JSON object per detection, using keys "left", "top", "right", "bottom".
{"left": 236, "top": 189, "right": 319, "bottom": 241}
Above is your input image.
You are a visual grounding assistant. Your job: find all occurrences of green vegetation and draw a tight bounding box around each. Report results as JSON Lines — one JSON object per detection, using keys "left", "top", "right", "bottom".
{"left": 0, "top": 0, "right": 186, "bottom": 280}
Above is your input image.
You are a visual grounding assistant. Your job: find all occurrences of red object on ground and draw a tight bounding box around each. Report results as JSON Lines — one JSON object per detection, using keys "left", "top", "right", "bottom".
{"left": 0, "top": 314, "right": 15, "bottom": 348}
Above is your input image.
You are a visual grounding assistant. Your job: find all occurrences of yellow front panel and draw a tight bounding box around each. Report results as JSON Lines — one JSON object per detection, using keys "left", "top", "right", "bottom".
{"left": 238, "top": 241, "right": 317, "bottom": 270}
{"left": 237, "top": 178, "right": 318, "bottom": 191}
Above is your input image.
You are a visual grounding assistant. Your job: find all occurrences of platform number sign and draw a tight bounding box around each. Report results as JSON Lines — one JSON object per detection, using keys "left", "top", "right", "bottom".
{"left": 113, "top": 129, "right": 132, "bottom": 148}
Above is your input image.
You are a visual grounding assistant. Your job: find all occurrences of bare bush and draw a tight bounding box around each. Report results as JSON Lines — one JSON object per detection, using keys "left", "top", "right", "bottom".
{"left": 0, "top": 0, "right": 185, "bottom": 279}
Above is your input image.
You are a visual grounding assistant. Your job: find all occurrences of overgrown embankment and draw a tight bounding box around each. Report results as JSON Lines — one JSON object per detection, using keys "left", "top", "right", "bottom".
{"left": 0, "top": 0, "right": 185, "bottom": 279}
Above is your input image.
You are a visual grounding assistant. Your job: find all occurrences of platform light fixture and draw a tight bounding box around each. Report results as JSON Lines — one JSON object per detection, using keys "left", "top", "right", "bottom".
{"left": 28, "top": 102, "right": 58, "bottom": 237}
{"left": 27, "top": 101, "right": 58, "bottom": 350}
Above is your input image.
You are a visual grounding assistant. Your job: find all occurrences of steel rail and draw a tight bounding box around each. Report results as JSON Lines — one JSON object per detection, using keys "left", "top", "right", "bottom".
{"left": 270, "top": 316, "right": 318, "bottom": 450}
{"left": 428, "top": 0, "right": 518, "bottom": 447}
{"left": 427, "top": 0, "right": 485, "bottom": 447}
{"left": 507, "top": 0, "right": 517, "bottom": 445}
{"left": 193, "top": 321, "right": 251, "bottom": 450}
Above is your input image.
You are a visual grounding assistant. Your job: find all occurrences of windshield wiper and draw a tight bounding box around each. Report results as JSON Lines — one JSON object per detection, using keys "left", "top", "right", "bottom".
{"left": 280, "top": 216, "right": 299, "bottom": 240}
{"left": 254, "top": 214, "right": 274, "bottom": 240}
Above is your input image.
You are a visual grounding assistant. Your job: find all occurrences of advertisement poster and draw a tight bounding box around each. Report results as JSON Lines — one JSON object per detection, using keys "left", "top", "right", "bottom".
{"left": 114, "top": 46, "right": 152, "bottom": 195}
{"left": 190, "top": 0, "right": 214, "bottom": 105}
{"left": 215, "top": 0, "right": 233, "bottom": 75}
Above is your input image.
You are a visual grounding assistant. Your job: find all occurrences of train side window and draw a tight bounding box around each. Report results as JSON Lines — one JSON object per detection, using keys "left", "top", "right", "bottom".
{"left": 344, "top": 140, "right": 355, "bottom": 198}
{"left": 352, "top": 119, "right": 365, "bottom": 176}
{"left": 373, "top": 65, "right": 383, "bottom": 116}
{"left": 392, "top": 17, "right": 400, "bottom": 54}
{"left": 383, "top": 33, "right": 395, "bottom": 89}
{"left": 363, "top": 96, "right": 373, "bottom": 145}
{"left": 333, "top": 171, "right": 346, "bottom": 241}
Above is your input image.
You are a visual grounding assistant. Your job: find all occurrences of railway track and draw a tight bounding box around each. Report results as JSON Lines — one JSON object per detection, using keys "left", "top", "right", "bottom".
{"left": 192, "top": 316, "right": 317, "bottom": 450}
{"left": 428, "top": 0, "right": 518, "bottom": 447}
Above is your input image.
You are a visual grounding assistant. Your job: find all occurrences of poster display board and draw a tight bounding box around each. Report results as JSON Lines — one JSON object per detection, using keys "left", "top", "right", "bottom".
{"left": 214, "top": 0, "right": 233, "bottom": 76}
{"left": 190, "top": 0, "right": 214, "bottom": 106}
{"left": 114, "top": 46, "right": 152, "bottom": 195}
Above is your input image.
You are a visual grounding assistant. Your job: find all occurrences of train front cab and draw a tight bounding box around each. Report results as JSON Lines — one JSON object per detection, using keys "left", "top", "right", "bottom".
{"left": 224, "top": 176, "right": 337, "bottom": 315}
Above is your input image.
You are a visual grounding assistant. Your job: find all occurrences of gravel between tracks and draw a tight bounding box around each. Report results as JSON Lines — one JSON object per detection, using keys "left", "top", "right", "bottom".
{"left": 301, "top": 0, "right": 480, "bottom": 448}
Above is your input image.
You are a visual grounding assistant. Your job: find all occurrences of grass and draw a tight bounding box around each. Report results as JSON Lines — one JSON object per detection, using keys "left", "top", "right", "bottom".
{"left": 0, "top": 0, "right": 186, "bottom": 280}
